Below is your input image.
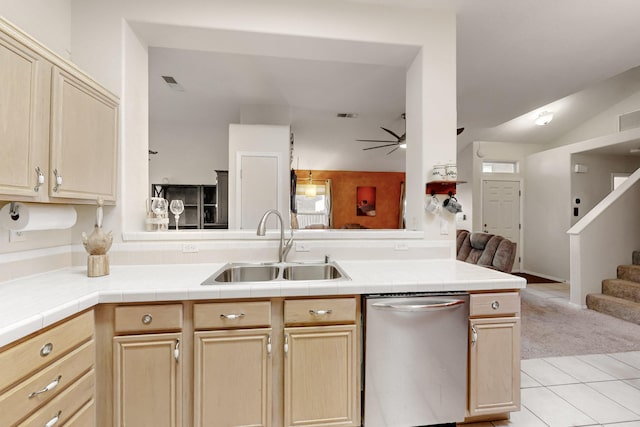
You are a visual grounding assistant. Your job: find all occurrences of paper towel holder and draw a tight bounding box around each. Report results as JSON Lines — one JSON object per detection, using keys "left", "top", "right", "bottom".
{"left": 9, "top": 202, "right": 19, "bottom": 221}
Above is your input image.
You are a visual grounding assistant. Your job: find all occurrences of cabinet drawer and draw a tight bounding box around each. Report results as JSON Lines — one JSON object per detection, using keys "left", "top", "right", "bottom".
{"left": 470, "top": 292, "right": 520, "bottom": 317}
{"left": 63, "top": 398, "right": 95, "bottom": 427}
{"left": 0, "top": 340, "right": 94, "bottom": 426}
{"left": 114, "top": 304, "right": 183, "bottom": 334}
{"left": 16, "top": 369, "right": 94, "bottom": 427}
{"left": 284, "top": 298, "right": 357, "bottom": 325}
{"left": 194, "top": 301, "right": 271, "bottom": 329}
{"left": 0, "top": 309, "right": 94, "bottom": 392}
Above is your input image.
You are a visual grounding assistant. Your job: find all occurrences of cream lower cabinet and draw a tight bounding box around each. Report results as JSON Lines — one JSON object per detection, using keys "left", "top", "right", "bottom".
{"left": 467, "top": 292, "right": 521, "bottom": 419}
{"left": 283, "top": 298, "right": 360, "bottom": 427}
{"left": 0, "top": 309, "right": 95, "bottom": 426}
{"left": 193, "top": 301, "right": 272, "bottom": 427}
{"left": 113, "top": 304, "right": 183, "bottom": 427}
{"left": 284, "top": 324, "right": 358, "bottom": 427}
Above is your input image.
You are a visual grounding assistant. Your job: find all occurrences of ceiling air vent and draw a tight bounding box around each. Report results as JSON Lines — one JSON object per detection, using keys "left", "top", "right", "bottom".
{"left": 618, "top": 109, "right": 640, "bottom": 132}
{"left": 161, "top": 75, "right": 184, "bottom": 92}
{"left": 337, "top": 113, "right": 358, "bottom": 118}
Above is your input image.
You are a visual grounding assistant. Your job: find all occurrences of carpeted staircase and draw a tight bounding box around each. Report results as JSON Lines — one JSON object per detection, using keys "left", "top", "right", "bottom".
{"left": 586, "top": 252, "right": 640, "bottom": 325}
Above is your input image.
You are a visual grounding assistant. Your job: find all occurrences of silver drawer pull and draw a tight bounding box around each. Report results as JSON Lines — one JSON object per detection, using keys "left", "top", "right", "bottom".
{"left": 309, "top": 309, "right": 332, "bottom": 316}
{"left": 491, "top": 300, "right": 500, "bottom": 310}
{"left": 44, "top": 410, "right": 61, "bottom": 427}
{"left": 141, "top": 314, "right": 153, "bottom": 324}
{"left": 29, "top": 375, "right": 62, "bottom": 398}
{"left": 220, "top": 313, "right": 245, "bottom": 320}
{"left": 40, "top": 343, "right": 54, "bottom": 357}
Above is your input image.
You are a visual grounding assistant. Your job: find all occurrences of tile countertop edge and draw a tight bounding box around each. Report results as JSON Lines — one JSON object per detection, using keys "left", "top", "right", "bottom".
{"left": 0, "top": 260, "right": 525, "bottom": 348}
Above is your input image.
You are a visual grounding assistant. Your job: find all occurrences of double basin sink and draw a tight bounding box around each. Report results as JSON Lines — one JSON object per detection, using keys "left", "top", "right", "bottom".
{"left": 201, "top": 261, "right": 349, "bottom": 285}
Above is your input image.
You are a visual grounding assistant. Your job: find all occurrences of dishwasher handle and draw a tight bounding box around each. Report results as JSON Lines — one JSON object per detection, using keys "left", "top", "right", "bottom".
{"left": 371, "top": 298, "right": 466, "bottom": 312}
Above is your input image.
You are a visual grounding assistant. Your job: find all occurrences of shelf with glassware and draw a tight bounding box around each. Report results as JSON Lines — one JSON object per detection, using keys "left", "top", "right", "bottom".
{"left": 425, "top": 180, "right": 467, "bottom": 196}
{"left": 151, "top": 176, "right": 228, "bottom": 230}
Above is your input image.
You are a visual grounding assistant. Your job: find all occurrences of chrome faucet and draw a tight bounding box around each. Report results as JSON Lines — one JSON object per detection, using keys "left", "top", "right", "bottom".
{"left": 256, "top": 209, "right": 294, "bottom": 263}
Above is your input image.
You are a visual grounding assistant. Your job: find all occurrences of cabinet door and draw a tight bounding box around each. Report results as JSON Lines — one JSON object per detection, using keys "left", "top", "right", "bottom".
{"left": 194, "top": 328, "right": 272, "bottom": 427}
{"left": 0, "top": 31, "right": 50, "bottom": 200}
{"left": 468, "top": 317, "right": 520, "bottom": 416}
{"left": 113, "top": 333, "right": 182, "bottom": 427}
{"left": 50, "top": 67, "right": 118, "bottom": 202}
{"left": 284, "top": 325, "right": 359, "bottom": 427}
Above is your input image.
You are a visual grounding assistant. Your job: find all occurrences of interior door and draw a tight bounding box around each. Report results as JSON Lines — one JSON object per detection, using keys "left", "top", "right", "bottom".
{"left": 240, "top": 154, "right": 279, "bottom": 229}
{"left": 482, "top": 180, "right": 520, "bottom": 270}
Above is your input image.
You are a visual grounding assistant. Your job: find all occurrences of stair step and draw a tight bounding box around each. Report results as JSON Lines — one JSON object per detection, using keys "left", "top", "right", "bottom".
{"left": 586, "top": 293, "right": 640, "bottom": 325}
{"left": 602, "top": 279, "right": 640, "bottom": 304}
{"left": 617, "top": 264, "right": 640, "bottom": 282}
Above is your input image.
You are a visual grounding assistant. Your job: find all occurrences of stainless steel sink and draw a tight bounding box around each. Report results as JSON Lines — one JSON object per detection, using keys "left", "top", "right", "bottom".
{"left": 203, "top": 264, "right": 280, "bottom": 285}
{"left": 201, "top": 261, "right": 349, "bottom": 285}
{"left": 282, "top": 264, "right": 344, "bottom": 281}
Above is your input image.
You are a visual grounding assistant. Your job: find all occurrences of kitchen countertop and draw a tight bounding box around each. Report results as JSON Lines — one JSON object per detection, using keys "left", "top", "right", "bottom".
{"left": 0, "top": 259, "right": 525, "bottom": 348}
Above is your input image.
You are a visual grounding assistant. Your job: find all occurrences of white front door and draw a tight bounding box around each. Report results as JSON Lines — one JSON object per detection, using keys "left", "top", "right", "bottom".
{"left": 482, "top": 180, "right": 520, "bottom": 271}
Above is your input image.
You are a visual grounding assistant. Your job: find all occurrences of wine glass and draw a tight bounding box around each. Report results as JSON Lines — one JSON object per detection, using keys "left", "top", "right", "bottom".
{"left": 170, "top": 200, "right": 185, "bottom": 230}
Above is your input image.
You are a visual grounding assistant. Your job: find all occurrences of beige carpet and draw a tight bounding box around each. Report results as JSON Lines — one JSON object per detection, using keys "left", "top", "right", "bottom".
{"left": 521, "top": 286, "right": 640, "bottom": 359}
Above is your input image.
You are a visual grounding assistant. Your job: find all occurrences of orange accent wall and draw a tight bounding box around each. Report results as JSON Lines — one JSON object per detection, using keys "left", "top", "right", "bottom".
{"left": 299, "top": 170, "right": 406, "bottom": 229}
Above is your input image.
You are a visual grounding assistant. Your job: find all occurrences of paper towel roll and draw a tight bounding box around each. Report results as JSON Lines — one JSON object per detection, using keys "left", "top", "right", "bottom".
{"left": 0, "top": 202, "right": 77, "bottom": 231}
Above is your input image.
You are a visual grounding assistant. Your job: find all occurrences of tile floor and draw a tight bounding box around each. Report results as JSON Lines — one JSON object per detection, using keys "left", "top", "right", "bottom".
{"left": 466, "top": 283, "right": 640, "bottom": 427}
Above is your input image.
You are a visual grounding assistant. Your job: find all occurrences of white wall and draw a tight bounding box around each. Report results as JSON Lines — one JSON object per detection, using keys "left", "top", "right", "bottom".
{"left": 68, "top": 0, "right": 456, "bottom": 239}
{"left": 149, "top": 122, "right": 228, "bottom": 185}
{"left": 524, "top": 127, "right": 640, "bottom": 281}
{"left": 570, "top": 152, "right": 640, "bottom": 226}
{"left": 569, "top": 170, "right": 640, "bottom": 305}
{"left": 0, "top": 0, "right": 71, "bottom": 59}
{"left": 549, "top": 89, "right": 640, "bottom": 148}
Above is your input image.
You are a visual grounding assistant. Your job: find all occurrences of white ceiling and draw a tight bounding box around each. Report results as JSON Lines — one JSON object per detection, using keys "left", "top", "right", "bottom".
{"left": 144, "top": 0, "right": 640, "bottom": 157}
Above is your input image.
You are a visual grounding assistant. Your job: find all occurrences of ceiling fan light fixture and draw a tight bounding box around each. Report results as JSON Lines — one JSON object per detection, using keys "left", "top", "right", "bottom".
{"left": 535, "top": 111, "right": 554, "bottom": 126}
{"left": 399, "top": 142, "right": 407, "bottom": 149}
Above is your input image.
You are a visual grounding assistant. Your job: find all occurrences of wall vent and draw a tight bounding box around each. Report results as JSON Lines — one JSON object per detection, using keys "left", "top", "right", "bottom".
{"left": 161, "top": 75, "right": 185, "bottom": 92}
{"left": 618, "top": 109, "right": 640, "bottom": 132}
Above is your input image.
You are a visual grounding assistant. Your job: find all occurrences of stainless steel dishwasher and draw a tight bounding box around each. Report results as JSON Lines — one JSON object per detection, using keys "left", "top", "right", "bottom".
{"left": 363, "top": 293, "right": 469, "bottom": 426}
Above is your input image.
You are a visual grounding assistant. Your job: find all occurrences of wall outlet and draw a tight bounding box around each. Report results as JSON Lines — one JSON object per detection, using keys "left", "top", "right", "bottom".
{"left": 440, "top": 218, "right": 449, "bottom": 235}
{"left": 9, "top": 230, "right": 26, "bottom": 242}
{"left": 295, "top": 242, "right": 311, "bottom": 252}
{"left": 182, "top": 243, "right": 199, "bottom": 253}
{"left": 394, "top": 242, "right": 409, "bottom": 251}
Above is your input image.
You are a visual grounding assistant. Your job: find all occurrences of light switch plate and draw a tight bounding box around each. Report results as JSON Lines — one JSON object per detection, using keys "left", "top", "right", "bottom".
{"left": 440, "top": 218, "right": 449, "bottom": 235}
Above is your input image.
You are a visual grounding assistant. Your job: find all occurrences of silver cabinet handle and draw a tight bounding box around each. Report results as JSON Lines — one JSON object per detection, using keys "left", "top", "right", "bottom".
{"left": 220, "top": 313, "right": 245, "bottom": 320}
{"left": 40, "top": 343, "right": 54, "bottom": 357}
{"left": 29, "top": 375, "right": 62, "bottom": 398}
{"left": 372, "top": 299, "right": 466, "bottom": 312}
{"left": 44, "top": 410, "right": 61, "bottom": 427}
{"left": 284, "top": 334, "right": 289, "bottom": 354}
{"left": 267, "top": 335, "right": 272, "bottom": 356}
{"left": 309, "top": 309, "right": 332, "bottom": 316}
{"left": 174, "top": 339, "right": 180, "bottom": 362}
{"left": 141, "top": 314, "right": 153, "bottom": 325}
{"left": 34, "top": 166, "right": 45, "bottom": 192}
{"left": 471, "top": 325, "right": 478, "bottom": 345}
{"left": 52, "top": 169, "right": 62, "bottom": 192}
{"left": 491, "top": 300, "right": 500, "bottom": 310}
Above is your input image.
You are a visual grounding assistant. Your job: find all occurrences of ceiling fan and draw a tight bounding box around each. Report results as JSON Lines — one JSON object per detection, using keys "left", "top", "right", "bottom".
{"left": 357, "top": 115, "right": 464, "bottom": 155}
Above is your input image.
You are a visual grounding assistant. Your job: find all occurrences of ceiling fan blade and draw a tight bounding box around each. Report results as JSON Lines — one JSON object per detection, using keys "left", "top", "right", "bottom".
{"left": 363, "top": 143, "right": 399, "bottom": 151}
{"left": 386, "top": 146, "right": 400, "bottom": 155}
{"left": 457, "top": 127, "right": 464, "bottom": 135}
{"left": 380, "top": 127, "right": 402, "bottom": 141}
{"left": 357, "top": 139, "right": 396, "bottom": 143}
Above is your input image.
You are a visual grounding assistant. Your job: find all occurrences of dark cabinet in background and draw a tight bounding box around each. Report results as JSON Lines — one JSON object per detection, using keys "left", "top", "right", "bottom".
{"left": 152, "top": 171, "right": 228, "bottom": 230}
